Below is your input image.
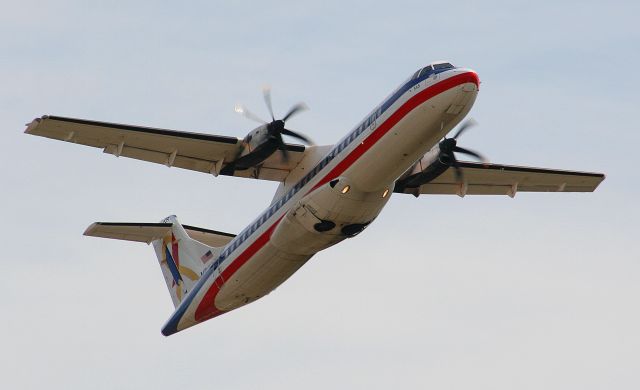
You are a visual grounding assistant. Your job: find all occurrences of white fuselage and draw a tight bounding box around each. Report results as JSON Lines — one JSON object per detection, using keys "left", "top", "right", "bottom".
{"left": 161, "top": 66, "right": 480, "bottom": 335}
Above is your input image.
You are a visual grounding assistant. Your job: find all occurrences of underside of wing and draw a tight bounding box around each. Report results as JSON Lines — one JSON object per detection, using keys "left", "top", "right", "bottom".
{"left": 402, "top": 161, "right": 605, "bottom": 197}
{"left": 25, "top": 115, "right": 306, "bottom": 181}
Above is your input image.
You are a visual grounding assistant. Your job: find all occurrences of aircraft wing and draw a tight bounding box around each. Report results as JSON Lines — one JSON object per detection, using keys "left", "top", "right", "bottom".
{"left": 399, "top": 161, "right": 605, "bottom": 197}
{"left": 25, "top": 115, "right": 307, "bottom": 182}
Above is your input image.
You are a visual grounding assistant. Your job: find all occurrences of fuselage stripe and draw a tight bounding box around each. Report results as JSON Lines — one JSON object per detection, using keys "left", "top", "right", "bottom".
{"left": 309, "top": 72, "right": 479, "bottom": 192}
{"left": 161, "top": 70, "right": 479, "bottom": 335}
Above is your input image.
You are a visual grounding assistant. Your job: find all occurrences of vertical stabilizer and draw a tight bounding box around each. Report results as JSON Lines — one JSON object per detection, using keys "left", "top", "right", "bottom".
{"left": 151, "top": 215, "right": 218, "bottom": 307}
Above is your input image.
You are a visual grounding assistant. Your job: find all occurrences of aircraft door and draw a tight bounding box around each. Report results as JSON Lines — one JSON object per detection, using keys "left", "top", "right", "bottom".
{"left": 211, "top": 256, "right": 226, "bottom": 291}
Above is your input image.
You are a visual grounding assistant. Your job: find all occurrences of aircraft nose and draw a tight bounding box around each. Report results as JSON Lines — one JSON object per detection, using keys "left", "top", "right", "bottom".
{"left": 468, "top": 70, "right": 480, "bottom": 87}
{"left": 458, "top": 69, "right": 480, "bottom": 91}
{"left": 442, "top": 70, "right": 480, "bottom": 116}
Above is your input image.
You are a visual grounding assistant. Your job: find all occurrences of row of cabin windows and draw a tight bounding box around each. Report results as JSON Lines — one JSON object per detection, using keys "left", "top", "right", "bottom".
{"left": 216, "top": 107, "right": 387, "bottom": 264}
{"left": 216, "top": 124, "right": 363, "bottom": 263}
{"left": 214, "top": 80, "right": 411, "bottom": 266}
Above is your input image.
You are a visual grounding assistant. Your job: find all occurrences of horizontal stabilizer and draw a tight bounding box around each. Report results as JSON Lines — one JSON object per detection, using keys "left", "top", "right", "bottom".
{"left": 84, "top": 216, "right": 237, "bottom": 308}
{"left": 84, "top": 222, "right": 236, "bottom": 247}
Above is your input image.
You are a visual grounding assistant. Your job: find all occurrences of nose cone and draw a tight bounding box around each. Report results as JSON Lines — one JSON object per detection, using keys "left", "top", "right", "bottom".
{"left": 469, "top": 70, "right": 480, "bottom": 89}
{"left": 459, "top": 69, "right": 480, "bottom": 90}
{"left": 438, "top": 69, "right": 480, "bottom": 117}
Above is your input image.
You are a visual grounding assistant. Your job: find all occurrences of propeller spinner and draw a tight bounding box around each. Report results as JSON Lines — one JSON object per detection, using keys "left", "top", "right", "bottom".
{"left": 221, "top": 88, "right": 313, "bottom": 176}
{"left": 235, "top": 87, "right": 313, "bottom": 162}
{"left": 438, "top": 119, "right": 488, "bottom": 183}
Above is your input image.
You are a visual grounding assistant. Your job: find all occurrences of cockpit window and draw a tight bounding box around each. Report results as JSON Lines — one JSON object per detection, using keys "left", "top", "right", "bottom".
{"left": 433, "top": 62, "right": 454, "bottom": 70}
{"left": 418, "top": 65, "right": 433, "bottom": 78}
{"left": 416, "top": 63, "right": 455, "bottom": 80}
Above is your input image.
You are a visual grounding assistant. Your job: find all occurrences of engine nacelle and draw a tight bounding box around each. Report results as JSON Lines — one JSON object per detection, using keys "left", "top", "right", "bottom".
{"left": 240, "top": 126, "right": 270, "bottom": 154}
{"left": 394, "top": 144, "right": 447, "bottom": 191}
{"left": 394, "top": 120, "right": 486, "bottom": 193}
{"left": 234, "top": 125, "right": 279, "bottom": 169}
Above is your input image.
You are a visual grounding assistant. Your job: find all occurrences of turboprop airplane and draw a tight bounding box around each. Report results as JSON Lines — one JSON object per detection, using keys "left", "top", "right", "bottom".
{"left": 25, "top": 61, "right": 604, "bottom": 336}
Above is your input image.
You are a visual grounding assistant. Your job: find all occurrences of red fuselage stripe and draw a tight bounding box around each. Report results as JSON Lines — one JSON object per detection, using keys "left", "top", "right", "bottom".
{"left": 194, "top": 71, "right": 479, "bottom": 322}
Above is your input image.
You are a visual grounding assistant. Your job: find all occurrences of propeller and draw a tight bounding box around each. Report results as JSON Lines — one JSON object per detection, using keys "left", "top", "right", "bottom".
{"left": 234, "top": 105, "right": 266, "bottom": 124}
{"left": 236, "top": 87, "right": 313, "bottom": 161}
{"left": 439, "top": 119, "right": 488, "bottom": 183}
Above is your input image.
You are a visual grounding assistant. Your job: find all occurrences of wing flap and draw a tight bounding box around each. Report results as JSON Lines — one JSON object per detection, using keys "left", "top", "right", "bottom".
{"left": 408, "top": 161, "right": 604, "bottom": 197}
{"left": 102, "top": 143, "right": 218, "bottom": 174}
{"left": 26, "top": 115, "right": 306, "bottom": 181}
{"left": 420, "top": 183, "right": 513, "bottom": 195}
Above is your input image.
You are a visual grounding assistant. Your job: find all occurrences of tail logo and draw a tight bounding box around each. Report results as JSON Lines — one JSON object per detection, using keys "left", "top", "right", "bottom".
{"left": 160, "top": 233, "right": 199, "bottom": 301}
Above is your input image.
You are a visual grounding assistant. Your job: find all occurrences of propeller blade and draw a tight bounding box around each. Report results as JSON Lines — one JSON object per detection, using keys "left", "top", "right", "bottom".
{"left": 262, "top": 86, "right": 275, "bottom": 121}
{"left": 452, "top": 118, "right": 477, "bottom": 139}
{"left": 274, "top": 133, "right": 289, "bottom": 162}
{"left": 453, "top": 146, "right": 488, "bottom": 163}
{"left": 235, "top": 104, "right": 267, "bottom": 124}
{"left": 219, "top": 161, "right": 236, "bottom": 176}
{"left": 282, "top": 128, "right": 314, "bottom": 144}
{"left": 449, "top": 153, "right": 464, "bottom": 183}
{"left": 282, "top": 103, "right": 308, "bottom": 122}
{"left": 280, "top": 149, "right": 290, "bottom": 163}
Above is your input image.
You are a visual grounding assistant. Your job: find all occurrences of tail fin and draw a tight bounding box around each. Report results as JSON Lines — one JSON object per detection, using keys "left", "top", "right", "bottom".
{"left": 84, "top": 215, "right": 236, "bottom": 308}
{"left": 151, "top": 216, "right": 216, "bottom": 307}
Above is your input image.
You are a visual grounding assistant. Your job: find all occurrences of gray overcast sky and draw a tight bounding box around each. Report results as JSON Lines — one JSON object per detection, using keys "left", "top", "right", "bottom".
{"left": 2, "top": 1, "right": 639, "bottom": 389}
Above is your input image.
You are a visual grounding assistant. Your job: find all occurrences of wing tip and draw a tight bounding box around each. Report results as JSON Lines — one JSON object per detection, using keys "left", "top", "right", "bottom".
{"left": 24, "top": 116, "right": 47, "bottom": 134}
{"left": 83, "top": 222, "right": 102, "bottom": 237}
{"left": 593, "top": 173, "right": 606, "bottom": 191}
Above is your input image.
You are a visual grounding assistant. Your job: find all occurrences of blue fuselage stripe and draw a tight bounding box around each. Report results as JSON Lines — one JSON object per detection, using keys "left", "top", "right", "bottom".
{"left": 213, "top": 67, "right": 451, "bottom": 268}
{"left": 160, "top": 66, "right": 453, "bottom": 335}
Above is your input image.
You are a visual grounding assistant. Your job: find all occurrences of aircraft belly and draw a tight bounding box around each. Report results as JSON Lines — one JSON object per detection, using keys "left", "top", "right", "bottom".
{"left": 349, "top": 83, "right": 477, "bottom": 191}
{"left": 212, "top": 182, "right": 391, "bottom": 311}
{"left": 214, "top": 242, "right": 310, "bottom": 311}
{"left": 271, "top": 178, "right": 391, "bottom": 254}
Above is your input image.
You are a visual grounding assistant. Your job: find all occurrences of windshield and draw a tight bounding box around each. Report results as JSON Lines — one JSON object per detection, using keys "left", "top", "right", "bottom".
{"left": 433, "top": 62, "right": 454, "bottom": 70}
{"left": 416, "top": 63, "right": 455, "bottom": 79}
